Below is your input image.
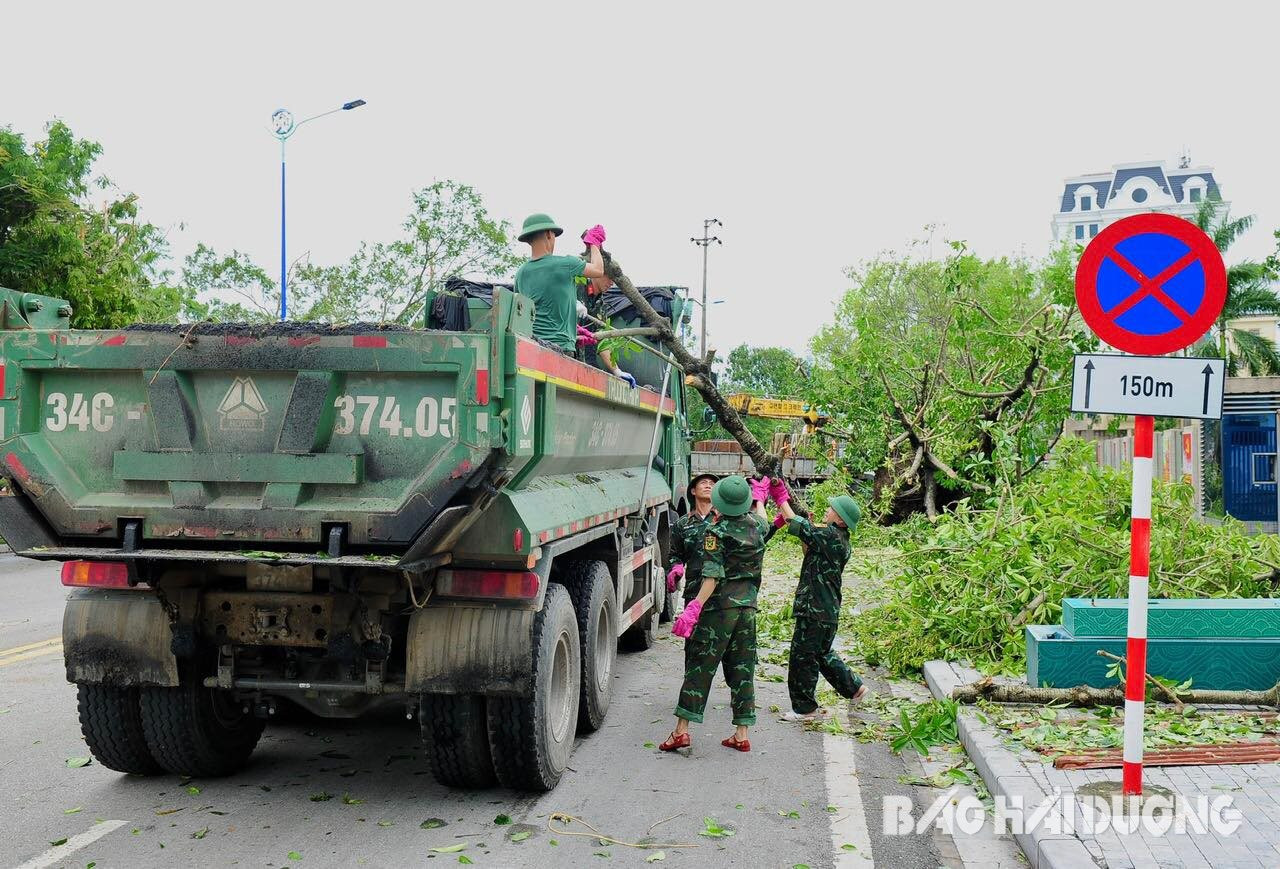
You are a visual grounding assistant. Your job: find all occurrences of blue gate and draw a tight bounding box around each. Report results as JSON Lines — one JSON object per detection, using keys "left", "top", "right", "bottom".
{"left": 1222, "top": 413, "right": 1277, "bottom": 522}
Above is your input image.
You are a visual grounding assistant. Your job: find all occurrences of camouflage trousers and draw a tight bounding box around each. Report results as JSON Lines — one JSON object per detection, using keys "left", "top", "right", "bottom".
{"left": 788, "top": 616, "right": 862, "bottom": 714}
{"left": 675, "top": 606, "right": 757, "bottom": 726}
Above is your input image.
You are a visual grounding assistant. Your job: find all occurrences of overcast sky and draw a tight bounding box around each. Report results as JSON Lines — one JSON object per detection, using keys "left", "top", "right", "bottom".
{"left": 6, "top": 2, "right": 1277, "bottom": 354}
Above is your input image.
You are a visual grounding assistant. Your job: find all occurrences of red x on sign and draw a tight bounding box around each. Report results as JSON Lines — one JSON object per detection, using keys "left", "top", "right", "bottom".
{"left": 1075, "top": 213, "right": 1226, "bottom": 355}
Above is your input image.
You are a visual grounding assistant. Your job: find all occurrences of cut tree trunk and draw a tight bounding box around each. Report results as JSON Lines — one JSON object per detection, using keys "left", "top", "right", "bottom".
{"left": 595, "top": 247, "right": 781, "bottom": 478}
{"left": 952, "top": 676, "right": 1280, "bottom": 709}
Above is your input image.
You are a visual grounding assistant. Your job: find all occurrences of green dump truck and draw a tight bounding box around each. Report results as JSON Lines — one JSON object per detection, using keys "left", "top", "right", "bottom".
{"left": 0, "top": 286, "right": 691, "bottom": 791}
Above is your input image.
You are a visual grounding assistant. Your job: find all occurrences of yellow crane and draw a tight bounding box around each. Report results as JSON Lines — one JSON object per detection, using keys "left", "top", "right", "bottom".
{"left": 725, "top": 393, "right": 829, "bottom": 434}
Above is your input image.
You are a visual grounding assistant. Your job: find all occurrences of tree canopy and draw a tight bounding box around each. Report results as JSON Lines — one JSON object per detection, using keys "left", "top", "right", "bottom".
{"left": 0, "top": 121, "right": 170, "bottom": 327}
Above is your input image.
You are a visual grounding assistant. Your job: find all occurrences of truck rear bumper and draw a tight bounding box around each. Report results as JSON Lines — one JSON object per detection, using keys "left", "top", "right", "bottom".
{"left": 62, "top": 588, "right": 179, "bottom": 687}
{"left": 405, "top": 604, "right": 533, "bottom": 696}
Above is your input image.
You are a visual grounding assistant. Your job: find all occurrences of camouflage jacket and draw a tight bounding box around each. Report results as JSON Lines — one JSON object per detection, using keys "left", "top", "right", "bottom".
{"left": 701, "top": 512, "right": 768, "bottom": 611}
{"left": 789, "top": 516, "right": 851, "bottom": 623}
{"left": 670, "top": 508, "right": 714, "bottom": 601}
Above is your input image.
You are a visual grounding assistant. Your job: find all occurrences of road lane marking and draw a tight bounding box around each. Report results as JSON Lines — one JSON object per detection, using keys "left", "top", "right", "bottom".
{"left": 0, "top": 637, "right": 60, "bottom": 658}
{"left": 0, "top": 642, "right": 62, "bottom": 667}
{"left": 15, "top": 819, "right": 128, "bottom": 869}
{"left": 825, "top": 727, "right": 874, "bottom": 864}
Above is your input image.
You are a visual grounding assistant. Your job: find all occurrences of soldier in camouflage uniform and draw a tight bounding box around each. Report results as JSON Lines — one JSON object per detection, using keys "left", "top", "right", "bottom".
{"left": 660, "top": 475, "right": 768, "bottom": 753}
{"left": 667, "top": 473, "right": 718, "bottom": 639}
{"left": 773, "top": 481, "right": 867, "bottom": 720}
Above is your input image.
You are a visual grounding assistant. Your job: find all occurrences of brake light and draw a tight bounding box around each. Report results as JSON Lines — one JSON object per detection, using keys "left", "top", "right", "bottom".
{"left": 435, "top": 569, "right": 539, "bottom": 600}
{"left": 60, "top": 561, "right": 131, "bottom": 588}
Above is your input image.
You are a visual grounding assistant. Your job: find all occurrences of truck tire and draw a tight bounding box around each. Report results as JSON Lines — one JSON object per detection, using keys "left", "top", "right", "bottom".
{"left": 140, "top": 671, "right": 264, "bottom": 777}
{"left": 621, "top": 598, "right": 658, "bottom": 652}
{"left": 76, "top": 683, "right": 163, "bottom": 776}
{"left": 420, "top": 694, "right": 496, "bottom": 789}
{"left": 662, "top": 587, "right": 680, "bottom": 625}
{"left": 562, "top": 560, "right": 616, "bottom": 733}
{"left": 486, "top": 584, "right": 580, "bottom": 791}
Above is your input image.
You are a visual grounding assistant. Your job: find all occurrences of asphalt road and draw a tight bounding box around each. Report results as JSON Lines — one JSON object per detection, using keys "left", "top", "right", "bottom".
{"left": 0, "top": 555, "right": 1016, "bottom": 868}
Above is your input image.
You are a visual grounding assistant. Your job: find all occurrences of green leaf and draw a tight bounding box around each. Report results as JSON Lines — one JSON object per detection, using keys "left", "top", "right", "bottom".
{"left": 65, "top": 757, "right": 92, "bottom": 769}
{"left": 420, "top": 818, "right": 448, "bottom": 829}
{"left": 341, "top": 794, "right": 364, "bottom": 805}
{"left": 376, "top": 820, "right": 394, "bottom": 827}
{"left": 309, "top": 792, "right": 333, "bottom": 802}
{"left": 191, "top": 827, "right": 209, "bottom": 840}
{"left": 186, "top": 785, "right": 201, "bottom": 795}
{"left": 645, "top": 852, "right": 666, "bottom": 863}
{"left": 510, "top": 831, "right": 531, "bottom": 842}
{"left": 549, "top": 839, "right": 558, "bottom": 846}
{"left": 64, "top": 807, "right": 82, "bottom": 814}
{"left": 494, "top": 813, "right": 512, "bottom": 825}
{"left": 841, "top": 844, "right": 858, "bottom": 851}
{"left": 430, "top": 844, "right": 466, "bottom": 854}
{"left": 458, "top": 858, "right": 473, "bottom": 866}
{"left": 50, "top": 837, "right": 68, "bottom": 846}
{"left": 288, "top": 851, "right": 303, "bottom": 861}
{"left": 643, "top": 742, "right": 656, "bottom": 749}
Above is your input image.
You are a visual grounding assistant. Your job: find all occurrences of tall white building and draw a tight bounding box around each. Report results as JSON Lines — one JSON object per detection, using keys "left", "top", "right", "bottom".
{"left": 1052, "top": 158, "right": 1225, "bottom": 245}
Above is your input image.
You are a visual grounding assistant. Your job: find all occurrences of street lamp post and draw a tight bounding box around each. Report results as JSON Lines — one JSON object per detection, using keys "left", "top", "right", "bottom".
{"left": 271, "top": 99, "right": 366, "bottom": 320}
{"left": 690, "top": 218, "right": 722, "bottom": 358}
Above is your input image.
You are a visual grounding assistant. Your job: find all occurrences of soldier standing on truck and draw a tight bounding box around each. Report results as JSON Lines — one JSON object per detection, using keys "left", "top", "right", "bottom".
{"left": 666, "top": 472, "right": 718, "bottom": 628}
{"left": 660, "top": 475, "right": 768, "bottom": 753}
{"left": 770, "top": 478, "right": 868, "bottom": 721}
{"left": 514, "top": 213, "right": 607, "bottom": 354}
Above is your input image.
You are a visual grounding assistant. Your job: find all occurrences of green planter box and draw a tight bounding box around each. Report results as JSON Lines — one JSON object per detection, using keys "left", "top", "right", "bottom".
{"left": 1062, "top": 598, "right": 1280, "bottom": 639}
{"left": 1026, "top": 624, "right": 1280, "bottom": 690}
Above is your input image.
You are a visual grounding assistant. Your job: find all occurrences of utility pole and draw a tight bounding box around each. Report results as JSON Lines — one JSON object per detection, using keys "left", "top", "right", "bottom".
{"left": 690, "top": 218, "right": 722, "bottom": 357}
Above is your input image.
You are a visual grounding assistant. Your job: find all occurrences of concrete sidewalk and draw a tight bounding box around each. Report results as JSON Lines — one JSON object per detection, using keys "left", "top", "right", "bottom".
{"left": 926, "top": 660, "right": 1280, "bottom": 869}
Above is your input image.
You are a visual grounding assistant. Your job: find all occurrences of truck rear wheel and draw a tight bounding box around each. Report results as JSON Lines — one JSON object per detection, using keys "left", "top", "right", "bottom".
{"left": 420, "top": 694, "right": 496, "bottom": 788}
{"left": 563, "top": 560, "right": 616, "bottom": 733}
{"left": 140, "top": 670, "right": 264, "bottom": 777}
{"left": 76, "top": 684, "right": 163, "bottom": 775}
{"left": 486, "top": 584, "right": 580, "bottom": 791}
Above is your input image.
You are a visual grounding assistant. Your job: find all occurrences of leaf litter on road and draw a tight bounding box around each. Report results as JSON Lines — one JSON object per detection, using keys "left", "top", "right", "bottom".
{"left": 65, "top": 756, "right": 91, "bottom": 769}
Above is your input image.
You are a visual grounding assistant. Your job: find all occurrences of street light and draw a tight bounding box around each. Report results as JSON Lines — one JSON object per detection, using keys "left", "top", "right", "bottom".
{"left": 271, "top": 98, "right": 367, "bottom": 320}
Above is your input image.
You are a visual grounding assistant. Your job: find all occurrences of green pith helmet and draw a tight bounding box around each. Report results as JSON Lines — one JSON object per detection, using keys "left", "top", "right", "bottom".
{"left": 688, "top": 473, "right": 718, "bottom": 499}
{"left": 711, "top": 475, "right": 752, "bottom": 517}
{"left": 829, "top": 495, "right": 861, "bottom": 530}
{"left": 518, "top": 213, "right": 563, "bottom": 243}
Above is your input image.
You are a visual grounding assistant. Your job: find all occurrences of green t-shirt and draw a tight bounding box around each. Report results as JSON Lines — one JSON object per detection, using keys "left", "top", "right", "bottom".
{"left": 513, "top": 255, "right": 587, "bottom": 351}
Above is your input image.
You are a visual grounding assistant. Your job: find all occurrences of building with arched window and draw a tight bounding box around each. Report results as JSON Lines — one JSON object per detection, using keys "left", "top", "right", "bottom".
{"left": 1051, "top": 159, "right": 1225, "bottom": 245}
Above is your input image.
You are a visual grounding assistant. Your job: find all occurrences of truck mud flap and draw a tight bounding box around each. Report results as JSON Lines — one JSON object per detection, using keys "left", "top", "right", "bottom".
{"left": 62, "top": 589, "right": 179, "bottom": 687}
{"left": 404, "top": 605, "right": 533, "bottom": 697}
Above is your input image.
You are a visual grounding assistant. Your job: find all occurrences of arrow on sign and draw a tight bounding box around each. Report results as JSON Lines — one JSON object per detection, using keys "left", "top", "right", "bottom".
{"left": 1202, "top": 364, "right": 1214, "bottom": 416}
{"left": 1083, "top": 360, "right": 1095, "bottom": 409}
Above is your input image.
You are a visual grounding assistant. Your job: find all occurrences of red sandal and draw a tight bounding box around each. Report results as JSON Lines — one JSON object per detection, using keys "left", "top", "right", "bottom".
{"left": 659, "top": 731, "right": 691, "bottom": 752}
{"left": 721, "top": 735, "right": 751, "bottom": 752}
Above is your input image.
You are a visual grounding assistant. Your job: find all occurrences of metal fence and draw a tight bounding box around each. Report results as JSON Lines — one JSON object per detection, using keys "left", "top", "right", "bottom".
{"left": 1089, "top": 423, "right": 1203, "bottom": 516}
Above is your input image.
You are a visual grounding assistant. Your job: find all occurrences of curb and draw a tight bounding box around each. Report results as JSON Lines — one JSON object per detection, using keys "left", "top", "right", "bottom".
{"left": 924, "top": 661, "right": 1099, "bottom": 869}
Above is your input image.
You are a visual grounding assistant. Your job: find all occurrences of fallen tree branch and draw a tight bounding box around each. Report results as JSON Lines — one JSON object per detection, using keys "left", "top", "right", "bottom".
{"left": 952, "top": 676, "right": 1280, "bottom": 708}
{"left": 596, "top": 246, "right": 781, "bottom": 477}
{"left": 1094, "top": 650, "right": 1185, "bottom": 712}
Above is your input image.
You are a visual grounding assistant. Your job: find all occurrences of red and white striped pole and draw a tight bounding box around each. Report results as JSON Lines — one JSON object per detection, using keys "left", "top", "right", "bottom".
{"left": 1122, "top": 414, "right": 1154, "bottom": 796}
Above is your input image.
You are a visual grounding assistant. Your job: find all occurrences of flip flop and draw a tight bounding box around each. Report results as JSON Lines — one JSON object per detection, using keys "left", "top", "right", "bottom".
{"left": 721, "top": 735, "right": 751, "bottom": 752}
{"left": 659, "top": 731, "right": 691, "bottom": 752}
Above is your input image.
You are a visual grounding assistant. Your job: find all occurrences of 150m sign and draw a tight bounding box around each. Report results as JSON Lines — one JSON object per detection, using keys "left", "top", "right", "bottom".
{"left": 1070, "top": 353, "right": 1224, "bottom": 420}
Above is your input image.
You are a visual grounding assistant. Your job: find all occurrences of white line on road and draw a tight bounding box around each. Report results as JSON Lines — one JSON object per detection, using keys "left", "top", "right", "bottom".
{"left": 15, "top": 819, "right": 128, "bottom": 869}
{"left": 824, "top": 728, "right": 874, "bottom": 864}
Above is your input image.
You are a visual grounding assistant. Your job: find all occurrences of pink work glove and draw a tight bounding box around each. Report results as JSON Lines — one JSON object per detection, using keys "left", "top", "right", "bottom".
{"left": 772, "top": 512, "right": 786, "bottom": 529}
{"left": 576, "top": 325, "right": 598, "bottom": 347}
{"left": 582, "top": 224, "right": 607, "bottom": 247}
{"left": 749, "top": 476, "right": 771, "bottom": 503}
{"left": 672, "top": 599, "right": 703, "bottom": 639}
{"left": 666, "top": 563, "right": 685, "bottom": 593}
{"left": 769, "top": 476, "right": 791, "bottom": 506}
